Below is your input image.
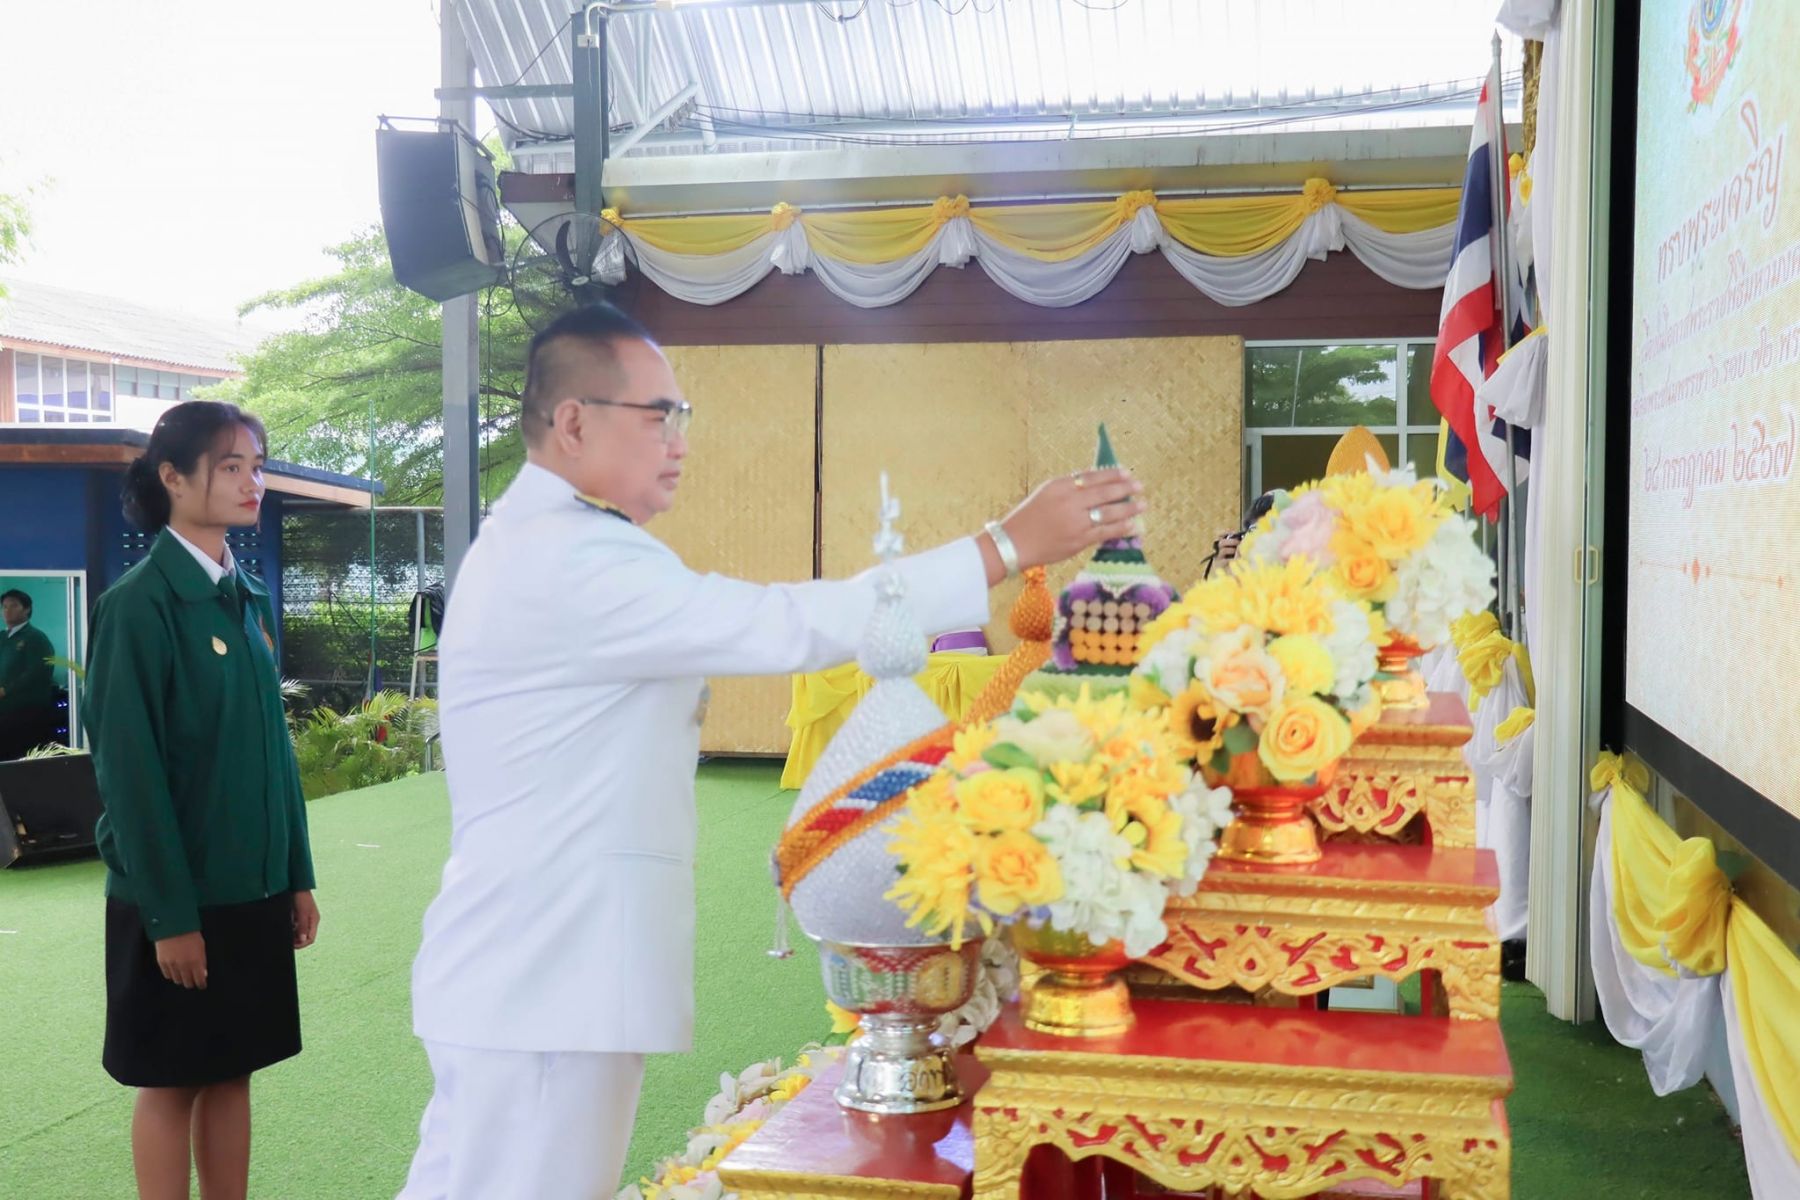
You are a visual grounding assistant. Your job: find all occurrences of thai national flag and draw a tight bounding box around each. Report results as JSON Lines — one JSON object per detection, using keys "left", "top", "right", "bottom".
{"left": 1431, "top": 62, "right": 1526, "bottom": 519}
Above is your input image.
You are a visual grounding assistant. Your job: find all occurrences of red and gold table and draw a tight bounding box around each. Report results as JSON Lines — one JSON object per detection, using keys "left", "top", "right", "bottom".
{"left": 971, "top": 999, "right": 1513, "bottom": 1200}
{"left": 718, "top": 1057, "right": 987, "bottom": 1200}
{"left": 1141, "top": 842, "right": 1502, "bottom": 1021}
{"left": 1312, "top": 693, "right": 1477, "bottom": 848}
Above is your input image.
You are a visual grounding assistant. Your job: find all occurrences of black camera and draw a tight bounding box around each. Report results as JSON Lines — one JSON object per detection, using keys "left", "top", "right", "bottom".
{"left": 1203, "top": 492, "right": 1280, "bottom": 578}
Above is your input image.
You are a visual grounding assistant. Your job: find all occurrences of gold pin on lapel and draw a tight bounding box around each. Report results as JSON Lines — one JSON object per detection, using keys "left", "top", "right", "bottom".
{"left": 211, "top": 637, "right": 228, "bottom": 656}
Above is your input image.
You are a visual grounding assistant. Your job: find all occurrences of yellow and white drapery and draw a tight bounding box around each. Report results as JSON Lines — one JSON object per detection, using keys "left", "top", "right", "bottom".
{"left": 1589, "top": 754, "right": 1800, "bottom": 1198}
{"left": 590, "top": 181, "right": 1459, "bottom": 309}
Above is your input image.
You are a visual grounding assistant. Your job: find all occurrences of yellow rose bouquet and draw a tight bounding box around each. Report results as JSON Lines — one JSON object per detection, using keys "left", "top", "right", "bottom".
{"left": 1131, "top": 557, "right": 1383, "bottom": 791}
{"left": 884, "top": 687, "right": 1233, "bottom": 958}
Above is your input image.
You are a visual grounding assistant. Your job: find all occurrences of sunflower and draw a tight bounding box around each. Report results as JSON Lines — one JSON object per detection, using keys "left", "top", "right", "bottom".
{"left": 1168, "top": 684, "right": 1238, "bottom": 760}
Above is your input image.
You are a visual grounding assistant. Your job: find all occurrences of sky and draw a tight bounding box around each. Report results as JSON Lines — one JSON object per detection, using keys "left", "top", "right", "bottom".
{"left": 0, "top": 0, "right": 1516, "bottom": 330}
{"left": 0, "top": 0, "right": 448, "bottom": 327}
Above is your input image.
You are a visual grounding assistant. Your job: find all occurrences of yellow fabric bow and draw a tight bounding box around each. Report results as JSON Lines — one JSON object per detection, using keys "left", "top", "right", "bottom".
{"left": 1302, "top": 177, "right": 1339, "bottom": 213}
{"left": 932, "top": 194, "right": 972, "bottom": 224}
{"left": 1115, "top": 190, "right": 1158, "bottom": 220}
{"left": 1494, "top": 706, "right": 1535, "bottom": 744}
{"left": 1459, "top": 630, "right": 1514, "bottom": 706}
{"left": 1590, "top": 750, "right": 1651, "bottom": 796}
{"left": 770, "top": 202, "right": 803, "bottom": 231}
{"left": 1450, "top": 610, "right": 1501, "bottom": 652}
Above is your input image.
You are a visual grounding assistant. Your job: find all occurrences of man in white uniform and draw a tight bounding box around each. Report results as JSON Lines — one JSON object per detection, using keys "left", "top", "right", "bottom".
{"left": 398, "top": 304, "right": 1145, "bottom": 1199}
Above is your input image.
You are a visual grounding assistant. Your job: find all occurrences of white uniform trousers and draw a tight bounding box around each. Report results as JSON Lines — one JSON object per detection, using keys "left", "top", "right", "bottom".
{"left": 397, "top": 1041, "right": 646, "bottom": 1200}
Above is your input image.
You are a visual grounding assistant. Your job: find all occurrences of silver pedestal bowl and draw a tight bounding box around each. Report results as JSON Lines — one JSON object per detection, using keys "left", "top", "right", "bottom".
{"left": 813, "top": 937, "right": 984, "bottom": 1115}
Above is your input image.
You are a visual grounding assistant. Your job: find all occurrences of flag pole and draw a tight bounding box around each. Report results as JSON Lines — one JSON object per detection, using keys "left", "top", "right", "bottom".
{"left": 1489, "top": 31, "right": 1525, "bottom": 638}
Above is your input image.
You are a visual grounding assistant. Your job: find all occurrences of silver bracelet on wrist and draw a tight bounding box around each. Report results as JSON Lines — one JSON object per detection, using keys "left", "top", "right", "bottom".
{"left": 983, "top": 520, "right": 1022, "bottom": 580}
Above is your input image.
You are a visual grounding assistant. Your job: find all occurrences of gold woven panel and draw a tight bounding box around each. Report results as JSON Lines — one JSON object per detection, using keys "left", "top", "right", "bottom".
{"left": 657, "top": 345, "right": 816, "bottom": 754}
{"left": 822, "top": 340, "right": 1243, "bottom": 653}
{"left": 820, "top": 344, "right": 1033, "bottom": 651}
{"left": 1024, "top": 337, "right": 1244, "bottom": 608}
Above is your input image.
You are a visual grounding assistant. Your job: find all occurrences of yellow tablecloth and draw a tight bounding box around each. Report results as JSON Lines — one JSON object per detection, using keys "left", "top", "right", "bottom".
{"left": 780, "top": 654, "right": 1008, "bottom": 789}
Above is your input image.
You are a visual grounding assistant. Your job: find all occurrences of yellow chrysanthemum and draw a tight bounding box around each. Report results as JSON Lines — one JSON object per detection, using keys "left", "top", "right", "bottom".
{"left": 1168, "top": 684, "right": 1237, "bottom": 759}
{"left": 1268, "top": 633, "right": 1335, "bottom": 696}
{"left": 1343, "top": 485, "right": 1438, "bottom": 560}
{"left": 946, "top": 723, "right": 999, "bottom": 772}
{"left": 1232, "top": 557, "right": 1336, "bottom": 637}
{"left": 885, "top": 807, "right": 989, "bottom": 947}
{"left": 906, "top": 771, "right": 958, "bottom": 817}
{"left": 1129, "top": 672, "right": 1172, "bottom": 710}
{"left": 1127, "top": 795, "right": 1188, "bottom": 878}
{"left": 976, "top": 830, "right": 1064, "bottom": 916}
{"left": 1048, "top": 758, "right": 1109, "bottom": 807}
{"left": 770, "top": 1073, "right": 812, "bottom": 1103}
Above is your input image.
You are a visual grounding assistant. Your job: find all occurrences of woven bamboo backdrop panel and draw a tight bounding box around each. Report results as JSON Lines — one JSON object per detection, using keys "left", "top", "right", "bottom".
{"left": 657, "top": 345, "right": 817, "bottom": 754}
{"left": 820, "top": 339, "right": 1243, "bottom": 655}
{"left": 1025, "top": 337, "right": 1244, "bottom": 604}
{"left": 820, "top": 344, "right": 1031, "bottom": 651}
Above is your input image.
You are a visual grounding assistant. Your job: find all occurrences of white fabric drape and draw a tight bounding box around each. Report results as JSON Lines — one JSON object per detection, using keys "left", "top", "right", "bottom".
{"left": 1468, "top": 662, "right": 1532, "bottom": 940}
{"left": 1723, "top": 970, "right": 1800, "bottom": 1197}
{"left": 1589, "top": 782, "right": 1800, "bottom": 1198}
{"left": 1481, "top": 332, "right": 1551, "bottom": 653}
{"left": 605, "top": 204, "right": 1455, "bottom": 310}
{"left": 1588, "top": 798, "right": 1723, "bottom": 1095}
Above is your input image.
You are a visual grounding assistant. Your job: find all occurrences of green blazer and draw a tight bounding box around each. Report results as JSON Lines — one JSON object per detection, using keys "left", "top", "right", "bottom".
{"left": 84, "top": 530, "right": 315, "bottom": 940}
{"left": 0, "top": 621, "right": 55, "bottom": 715}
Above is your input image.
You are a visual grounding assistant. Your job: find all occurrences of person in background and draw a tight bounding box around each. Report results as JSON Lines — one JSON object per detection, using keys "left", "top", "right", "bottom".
{"left": 398, "top": 303, "right": 1146, "bottom": 1200}
{"left": 85, "top": 400, "right": 319, "bottom": 1200}
{"left": 0, "top": 588, "right": 57, "bottom": 758}
{"left": 1204, "top": 490, "right": 1281, "bottom": 578}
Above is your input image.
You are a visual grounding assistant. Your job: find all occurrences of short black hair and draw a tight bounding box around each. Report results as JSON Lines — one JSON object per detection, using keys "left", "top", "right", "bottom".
{"left": 0, "top": 589, "right": 30, "bottom": 615}
{"left": 520, "top": 303, "right": 656, "bottom": 441}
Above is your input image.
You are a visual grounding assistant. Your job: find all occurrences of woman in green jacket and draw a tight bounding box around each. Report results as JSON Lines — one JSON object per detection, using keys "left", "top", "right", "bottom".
{"left": 86, "top": 400, "right": 319, "bottom": 1200}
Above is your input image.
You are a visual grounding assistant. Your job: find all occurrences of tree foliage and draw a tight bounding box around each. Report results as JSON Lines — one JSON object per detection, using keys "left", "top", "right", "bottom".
{"left": 0, "top": 182, "right": 32, "bottom": 296}
{"left": 216, "top": 227, "right": 530, "bottom": 506}
{"left": 1246, "top": 344, "right": 1399, "bottom": 428}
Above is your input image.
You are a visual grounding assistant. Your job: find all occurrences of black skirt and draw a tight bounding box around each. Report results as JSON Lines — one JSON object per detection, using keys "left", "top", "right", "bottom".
{"left": 103, "top": 893, "right": 302, "bottom": 1088}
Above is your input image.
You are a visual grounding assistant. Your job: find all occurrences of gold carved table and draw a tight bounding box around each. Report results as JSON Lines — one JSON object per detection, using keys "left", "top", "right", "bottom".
{"left": 1141, "top": 842, "right": 1502, "bottom": 1021}
{"left": 1313, "top": 693, "right": 1477, "bottom": 848}
{"left": 972, "top": 999, "right": 1512, "bottom": 1200}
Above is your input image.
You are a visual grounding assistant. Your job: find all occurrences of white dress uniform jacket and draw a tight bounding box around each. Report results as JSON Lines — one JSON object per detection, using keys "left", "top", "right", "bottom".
{"left": 411, "top": 463, "right": 990, "bottom": 1054}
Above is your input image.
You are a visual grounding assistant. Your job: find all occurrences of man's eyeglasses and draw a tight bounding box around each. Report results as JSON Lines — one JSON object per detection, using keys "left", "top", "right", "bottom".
{"left": 565, "top": 397, "right": 692, "bottom": 443}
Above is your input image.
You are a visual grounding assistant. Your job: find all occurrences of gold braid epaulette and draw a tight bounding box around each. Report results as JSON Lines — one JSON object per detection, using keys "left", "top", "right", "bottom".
{"left": 774, "top": 568, "right": 1054, "bottom": 899}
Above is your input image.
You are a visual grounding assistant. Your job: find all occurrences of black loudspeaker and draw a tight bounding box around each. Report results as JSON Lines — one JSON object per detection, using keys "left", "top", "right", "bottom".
{"left": 0, "top": 754, "right": 104, "bottom": 867}
{"left": 376, "top": 122, "right": 505, "bottom": 302}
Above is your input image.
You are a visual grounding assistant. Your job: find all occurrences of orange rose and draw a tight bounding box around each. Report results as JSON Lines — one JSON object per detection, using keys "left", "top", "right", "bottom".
{"left": 1201, "top": 627, "right": 1285, "bottom": 719}
{"left": 1257, "top": 695, "right": 1354, "bottom": 782}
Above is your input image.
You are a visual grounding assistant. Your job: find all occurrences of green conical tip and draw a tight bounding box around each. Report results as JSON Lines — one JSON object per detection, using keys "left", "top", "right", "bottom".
{"left": 1094, "top": 423, "right": 1118, "bottom": 470}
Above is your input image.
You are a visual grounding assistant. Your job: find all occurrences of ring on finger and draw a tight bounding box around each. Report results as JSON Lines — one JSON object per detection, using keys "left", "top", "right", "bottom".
{"left": 1088, "top": 506, "right": 1103, "bottom": 526}
{"left": 1071, "top": 471, "right": 1087, "bottom": 490}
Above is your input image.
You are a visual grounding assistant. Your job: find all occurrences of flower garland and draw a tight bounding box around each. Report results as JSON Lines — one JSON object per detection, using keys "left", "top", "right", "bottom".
{"left": 619, "top": 1048, "right": 844, "bottom": 1200}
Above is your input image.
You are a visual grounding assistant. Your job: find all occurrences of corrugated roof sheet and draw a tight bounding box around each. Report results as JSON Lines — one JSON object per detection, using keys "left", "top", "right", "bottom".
{"left": 0, "top": 278, "right": 266, "bottom": 373}
{"left": 459, "top": 0, "right": 1522, "bottom": 164}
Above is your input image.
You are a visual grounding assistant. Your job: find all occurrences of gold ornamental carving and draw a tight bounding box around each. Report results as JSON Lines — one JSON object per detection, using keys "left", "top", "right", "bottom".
{"left": 720, "top": 1170, "right": 960, "bottom": 1200}
{"left": 1322, "top": 746, "right": 1477, "bottom": 848}
{"left": 971, "top": 1052, "right": 1510, "bottom": 1200}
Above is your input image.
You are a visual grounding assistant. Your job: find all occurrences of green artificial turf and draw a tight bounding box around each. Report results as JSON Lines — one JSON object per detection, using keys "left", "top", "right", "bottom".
{"left": 0, "top": 764, "right": 1751, "bottom": 1198}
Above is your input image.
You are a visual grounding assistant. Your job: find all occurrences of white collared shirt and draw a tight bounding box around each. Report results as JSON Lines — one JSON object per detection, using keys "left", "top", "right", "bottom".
{"left": 167, "top": 526, "right": 237, "bottom": 585}
{"left": 4, "top": 623, "right": 20, "bottom": 638}
{"left": 411, "top": 462, "right": 990, "bottom": 1055}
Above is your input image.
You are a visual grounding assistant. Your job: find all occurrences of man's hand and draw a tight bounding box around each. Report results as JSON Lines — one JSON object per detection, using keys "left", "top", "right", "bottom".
{"left": 292, "top": 891, "right": 320, "bottom": 950}
{"left": 156, "top": 932, "right": 207, "bottom": 990}
{"left": 985, "top": 469, "right": 1145, "bottom": 582}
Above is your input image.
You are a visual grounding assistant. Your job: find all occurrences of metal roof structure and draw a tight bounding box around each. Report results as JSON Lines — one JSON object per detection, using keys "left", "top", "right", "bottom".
{"left": 0, "top": 278, "right": 266, "bottom": 374}
{"left": 457, "top": 0, "right": 1523, "bottom": 175}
